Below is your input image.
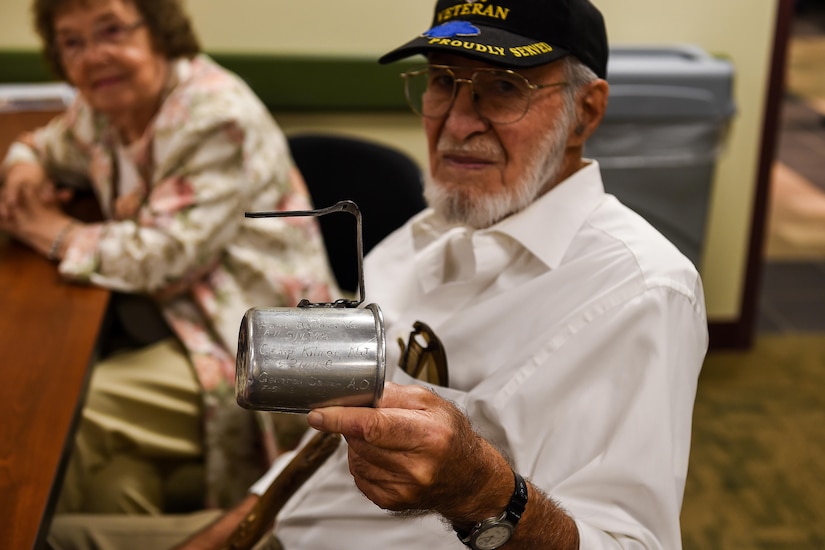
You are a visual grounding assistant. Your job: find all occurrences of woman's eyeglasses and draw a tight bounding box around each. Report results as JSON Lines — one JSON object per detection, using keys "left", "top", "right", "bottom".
{"left": 57, "top": 19, "right": 145, "bottom": 63}
{"left": 401, "top": 64, "right": 568, "bottom": 124}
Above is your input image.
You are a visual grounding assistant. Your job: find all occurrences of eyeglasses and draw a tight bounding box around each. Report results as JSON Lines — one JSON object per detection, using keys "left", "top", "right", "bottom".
{"left": 56, "top": 19, "right": 145, "bottom": 63}
{"left": 401, "top": 64, "right": 569, "bottom": 124}
{"left": 398, "top": 321, "right": 449, "bottom": 387}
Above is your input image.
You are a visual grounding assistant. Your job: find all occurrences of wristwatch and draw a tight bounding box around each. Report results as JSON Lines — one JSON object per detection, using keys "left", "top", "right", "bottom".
{"left": 454, "top": 471, "right": 529, "bottom": 550}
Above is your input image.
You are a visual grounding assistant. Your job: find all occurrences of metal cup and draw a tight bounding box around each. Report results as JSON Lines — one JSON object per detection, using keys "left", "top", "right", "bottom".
{"left": 236, "top": 201, "right": 386, "bottom": 413}
{"left": 235, "top": 303, "right": 385, "bottom": 413}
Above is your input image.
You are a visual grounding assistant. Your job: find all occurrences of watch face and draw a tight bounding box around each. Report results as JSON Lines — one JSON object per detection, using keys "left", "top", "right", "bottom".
{"left": 474, "top": 524, "right": 513, "bottom": 550}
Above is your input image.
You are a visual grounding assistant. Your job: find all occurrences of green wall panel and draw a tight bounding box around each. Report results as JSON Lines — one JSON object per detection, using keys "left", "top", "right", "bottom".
{"left": 0, "top": 50, "right": 415, "bottom": 111}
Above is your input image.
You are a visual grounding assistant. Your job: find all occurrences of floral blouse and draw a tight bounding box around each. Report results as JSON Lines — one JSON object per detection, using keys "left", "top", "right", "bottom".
{"left": 3, "top": 55, "right": 337, "bottom": 507}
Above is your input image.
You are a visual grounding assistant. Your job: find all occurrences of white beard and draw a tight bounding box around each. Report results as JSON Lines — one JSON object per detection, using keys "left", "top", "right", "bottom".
{"left": 424, "top": 109, "right": 574, "bottom": 230}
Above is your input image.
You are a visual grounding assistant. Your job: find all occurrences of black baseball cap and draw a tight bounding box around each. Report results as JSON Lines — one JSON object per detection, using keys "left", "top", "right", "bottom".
{"left": 378, "top": 0, "right": 608, "bottom": 78}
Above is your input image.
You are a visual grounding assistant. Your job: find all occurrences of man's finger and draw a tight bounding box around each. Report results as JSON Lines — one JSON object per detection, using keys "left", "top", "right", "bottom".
{"left": 308, "top": 405, "right": 436, "bottom": 451}
{"left": 307, "top": 406, "right": 371, "bottom": 438}
{"left": 305, "top": 382, "right": 416, "bottom": 436}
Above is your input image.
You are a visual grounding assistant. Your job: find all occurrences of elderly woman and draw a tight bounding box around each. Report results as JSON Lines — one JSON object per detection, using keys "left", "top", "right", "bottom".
{"left": 0, "top": 0, "right": 336, "bottom": 515}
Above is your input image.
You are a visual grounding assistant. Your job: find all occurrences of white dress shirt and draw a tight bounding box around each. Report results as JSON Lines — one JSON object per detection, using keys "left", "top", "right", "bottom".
{"left": 260, "top": 161, "right": 708, "bottom": 549}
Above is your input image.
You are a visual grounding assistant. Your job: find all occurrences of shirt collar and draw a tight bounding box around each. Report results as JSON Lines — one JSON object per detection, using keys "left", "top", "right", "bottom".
{"left": 410, "top": 215, "right": 474, "bottom": 290}
{"left": 495, "top": 160, "right": 605, "bottom": 270}
{"left": 410, "top": 160, "right": 606, "bottom": 279}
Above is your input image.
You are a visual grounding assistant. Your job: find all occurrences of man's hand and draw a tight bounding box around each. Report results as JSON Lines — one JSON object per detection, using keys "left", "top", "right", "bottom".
{"left": 308, "top": 382, "right": 580, "bottom": 548}
{"left": 307, "top": 382, "right": 513, "bottom": 524}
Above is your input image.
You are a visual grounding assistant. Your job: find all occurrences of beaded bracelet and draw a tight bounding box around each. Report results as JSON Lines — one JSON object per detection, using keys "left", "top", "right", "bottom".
{"left": 47, "top": 221, "right": 76, "bottom": 262}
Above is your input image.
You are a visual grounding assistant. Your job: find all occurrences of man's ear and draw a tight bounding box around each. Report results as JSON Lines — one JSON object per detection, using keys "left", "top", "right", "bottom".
{"left": 568, "top": 79, "right": 609, "bottom": 147}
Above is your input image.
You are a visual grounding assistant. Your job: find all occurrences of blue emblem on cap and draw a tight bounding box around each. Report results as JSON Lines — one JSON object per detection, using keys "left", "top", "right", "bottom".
{"left": 423, "top": 21, "right": 480, "bottom": 39}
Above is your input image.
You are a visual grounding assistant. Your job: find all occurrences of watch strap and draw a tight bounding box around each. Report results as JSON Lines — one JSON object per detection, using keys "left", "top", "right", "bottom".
{"left": 506, "top": 470, "right": 528, "bottom": 525}
{"left": 455, "top": 470, "right": 529, "bottom": 546}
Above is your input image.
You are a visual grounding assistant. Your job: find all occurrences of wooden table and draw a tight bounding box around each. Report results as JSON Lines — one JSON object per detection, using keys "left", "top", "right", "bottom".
{"left": 0, "top": 234, "right": 110, "bottom": 549}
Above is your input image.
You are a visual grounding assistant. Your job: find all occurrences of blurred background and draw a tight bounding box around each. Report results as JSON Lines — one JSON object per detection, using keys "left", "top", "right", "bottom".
{"left": 681, "top": 3, "right": 825, "bottom": 548}
{"left": 1, "top": 1, "right": 823, "bottom": 548}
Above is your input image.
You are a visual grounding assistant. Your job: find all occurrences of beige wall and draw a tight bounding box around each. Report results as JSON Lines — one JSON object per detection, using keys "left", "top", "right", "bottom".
{"left": 0, "top": 0, "right": 780, "bottom": 322}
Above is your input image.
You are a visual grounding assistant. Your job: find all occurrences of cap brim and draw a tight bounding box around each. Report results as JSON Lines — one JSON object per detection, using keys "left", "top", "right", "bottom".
{"left": 378, "top": 24, "right": 571, "bottom": 68}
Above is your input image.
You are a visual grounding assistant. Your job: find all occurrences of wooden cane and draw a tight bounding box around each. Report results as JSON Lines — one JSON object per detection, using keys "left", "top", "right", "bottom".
{"left": 221, "top": 431, "right": 342, "bottom": 550}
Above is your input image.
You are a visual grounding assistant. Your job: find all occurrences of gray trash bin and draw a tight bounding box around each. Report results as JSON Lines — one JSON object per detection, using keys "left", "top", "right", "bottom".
{"left": 584, "top": 44, "right": 736, "bottom": 267}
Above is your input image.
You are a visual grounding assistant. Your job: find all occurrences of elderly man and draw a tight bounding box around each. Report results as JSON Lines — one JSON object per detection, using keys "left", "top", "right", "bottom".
{"left": 52, "top": 0, "right": 707, "bottom": 549}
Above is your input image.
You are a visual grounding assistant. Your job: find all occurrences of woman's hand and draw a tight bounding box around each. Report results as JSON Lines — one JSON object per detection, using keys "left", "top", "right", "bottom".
{"left": 0, "top": 173, "right": 78, "bottom": 260}
{"left": 0, "top": 162, "right": 67, "bottom": 222}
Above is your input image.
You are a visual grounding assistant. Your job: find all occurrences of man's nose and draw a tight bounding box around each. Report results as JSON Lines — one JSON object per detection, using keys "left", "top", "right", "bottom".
{"left": 443, "top": 82, "right": 490, "bottom": 138}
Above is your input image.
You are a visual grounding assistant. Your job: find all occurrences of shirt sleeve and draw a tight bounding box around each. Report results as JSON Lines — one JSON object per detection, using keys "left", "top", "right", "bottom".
{"left": 0, "top": 97, "right": 250, "bottom": 295}
{"left": 2, "top": 141, "right": 40, "bottom": 168}
{"left": 61, "top": 116, "right": 270, "bottom": 292}
{"left": 491, "top": 282, "right": 706, "bottom": 549}
{"left": 1, "top": 103, "right": 93, "bottom": 184}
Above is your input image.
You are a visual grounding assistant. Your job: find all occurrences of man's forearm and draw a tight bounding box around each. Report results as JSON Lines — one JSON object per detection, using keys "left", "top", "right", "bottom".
{"left": 437, "top": 436, "right": 579, "bottom": 549}
{"left": 506, "top": 482, "right": 579, "bottom": 549}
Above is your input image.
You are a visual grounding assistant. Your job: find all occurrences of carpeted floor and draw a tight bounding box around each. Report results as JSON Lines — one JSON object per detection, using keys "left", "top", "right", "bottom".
{"left": 681, "top": 335, "right": 825, "bottom": 549}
